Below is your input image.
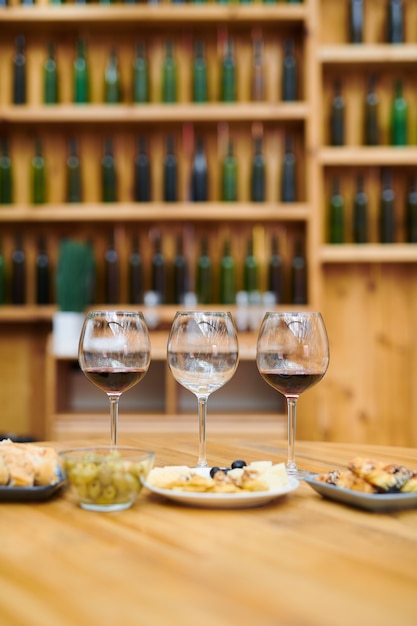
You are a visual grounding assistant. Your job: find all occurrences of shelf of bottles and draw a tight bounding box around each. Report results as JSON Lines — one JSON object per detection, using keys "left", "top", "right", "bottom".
{"left": 318, "top": 0, "right": 417, "bottom": 261}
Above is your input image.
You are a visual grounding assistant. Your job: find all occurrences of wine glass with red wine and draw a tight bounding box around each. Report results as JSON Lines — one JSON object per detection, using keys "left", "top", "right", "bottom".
{"left": 78, "top": 311, "right": 151, "bottom": 445}
{"left": 256, "top": 312, "right": 329, "bottom": 477}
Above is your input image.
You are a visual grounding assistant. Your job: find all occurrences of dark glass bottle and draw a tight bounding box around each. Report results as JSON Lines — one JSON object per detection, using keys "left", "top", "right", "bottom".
{"left": 387, "top": 0, "right": 404, "bottom": 44}
{"left": 196, "top": 236, "right": 212, "bottom": 305}
{"left": 193, "top": 40, "right": 207, "bottom": 104}
{"left": 162, "top": 41, "right": 177, "bottom": 104}
{"left": 11, "top": 234, "right": 26, "bottom": 306}
{"left": 391, "top": 80, "right": 408, "bottom": 146}
{"left": 104, "top": 49, "right": 120, "bottom": 104}
{"left": 134, "top": 137, "right": 151, "bottom": 202}
{"left": 32, "top": 139, "right": 46, "bottom": 205}
{"left": 406, "top": 178, "right": 417, "bottom": 244}
{"left": 329, "top": 178, "right": 345, "bottom": 244}
{"left": 221, "top": 39, "right": 236, "bottom": 103}
{"left": 173, "top": 235, "right": 189, "bottom": 305}
{"left": 379, "top": 169, "right": 396, "bottom": 244}
{"left": 0, "top": 139, "right": 13, "bottom": 205}
{"left": 66, "top": 138, "right": 82, "bottom": 203}
{"left": 0, "top": 240, "right": 5, "bottom": 305}
{"left": 243, "top": 237, "right": 259, "bottom": 294}
{"left": 104, "top": 233, "right": 119, "bottom": 304}
{"left": 350, "top": 0, "right": 363, "bottom": 44}
{"left": 191, "top": 137, "right": 208, "bottom": 202}
{"left": 291, "top": 238, "right": 307, "bottom": 305}
{"left": 73, "top": 39, "right": 89, "bottom": 104}
{"left": 35, "top": 236, "right": 50, "bottom": 305}
{"left": 352, "top": 176, "right": 368, "bottom": 244}
{"left": 251, "top": 136, "right": 265, "bottom": 202}
{"left": 102, "top": 139, "right": 117, "bottom": 203}
{"left": 268, "top": 235, "right": 283, "bottom": 304}
{"left": 222, "top": 141, "right": 237, "bottom": 202}
{"left": 282, "top": 39, "right": 297, "bottom": 102}
{"left": 163, "top": 136, "right": 177, "bottom": 202}
{"left": 219, "top": 240, "right": 236, "bottom": 305}
{"left": 133, "top": 43, "right": 149, "bottom": 104}
{"left": 129, "top": 236, "right": 143, "bottom": 304}
{"left": 281, "top": 134, "right": 296, "bottom": 202}
{"left": 13, "top": 35, "right": 26, "bottom": 105}
{"left": 330, "top": 80, "right": 345, "bottom": 146}
{"left": 251, "top": 39, "right": 265, "bottom": 102}
{"left": 364, "top": 74, "right": 379, "bottom": 146}
{"left": 43, "top": 42, "right": 58, "bottom": 105}
{"left": 151, "top": 234, "right": 166, "bottom": 304}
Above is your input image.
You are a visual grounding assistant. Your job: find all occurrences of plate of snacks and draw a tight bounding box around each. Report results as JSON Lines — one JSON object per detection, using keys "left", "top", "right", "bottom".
{"left": 0, "top": 439, "right": 64, "bottom": 502}
{"left": 144, "top": 460, "right": 299, "bottom": 509}
{"left": 304, "top": 457, "right": 417, "bottom": 512}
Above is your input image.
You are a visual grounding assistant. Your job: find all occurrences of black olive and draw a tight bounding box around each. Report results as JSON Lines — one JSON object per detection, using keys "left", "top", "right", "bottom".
{"left": 231, "top": 460, "right": 247, "bottom": 469}
{"left": 210, "top": 467, "right": 222, "bottom": 478}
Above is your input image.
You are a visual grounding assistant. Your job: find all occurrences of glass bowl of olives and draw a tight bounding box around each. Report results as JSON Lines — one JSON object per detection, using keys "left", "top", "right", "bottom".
{"left": 60, "top": 446, "right": 154, "bottom": 512}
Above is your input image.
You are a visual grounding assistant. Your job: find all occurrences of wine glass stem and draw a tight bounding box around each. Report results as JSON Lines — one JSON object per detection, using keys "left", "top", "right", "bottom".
{"left": 109, "top": 395, "right": 120, "bottom": 446}
{"left": 286, "top": 397, "right": 298, "bottom": 475}
{"left": 197, "top": 395, "right": 208, "bottom": 468}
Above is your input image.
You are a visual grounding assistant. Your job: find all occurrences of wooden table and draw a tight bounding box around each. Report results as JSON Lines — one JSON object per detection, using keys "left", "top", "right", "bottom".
{"left": 1, "top": 434, "right": 416, "bottom": 626}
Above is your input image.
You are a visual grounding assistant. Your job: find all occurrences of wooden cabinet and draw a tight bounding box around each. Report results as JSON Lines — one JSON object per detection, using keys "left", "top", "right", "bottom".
{"left": 1, "top": 0, "right": 417, "bottom": 446}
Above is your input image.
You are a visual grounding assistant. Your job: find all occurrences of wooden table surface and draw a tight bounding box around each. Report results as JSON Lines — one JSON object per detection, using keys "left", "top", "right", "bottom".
{"left": 1, "top": 434, "right": 416, "bottom": 626}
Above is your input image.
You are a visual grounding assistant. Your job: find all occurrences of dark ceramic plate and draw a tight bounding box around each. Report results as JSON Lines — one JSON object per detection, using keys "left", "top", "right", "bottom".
{"left": 0, "top": 470, "right": 65, "bottom": 502}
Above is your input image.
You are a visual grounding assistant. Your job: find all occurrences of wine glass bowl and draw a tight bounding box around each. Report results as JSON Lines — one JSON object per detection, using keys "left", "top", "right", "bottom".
{"left": 78, "top": 311, "right": 151, "bottom": 445}
{"left": 167, "top": 311, "right": 239, "bottom": 467}
{"left": 256, "top": 312, "right": 329, "bottom": 477}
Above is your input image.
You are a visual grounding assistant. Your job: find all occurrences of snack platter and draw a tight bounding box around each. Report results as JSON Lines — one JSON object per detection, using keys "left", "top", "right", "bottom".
{"left": 0, "top": 478, "right": 65, "bottom": 502}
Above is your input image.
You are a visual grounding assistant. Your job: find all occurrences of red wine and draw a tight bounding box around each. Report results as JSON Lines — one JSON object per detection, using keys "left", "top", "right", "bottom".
{"left": 261, "top": 370, "right": 323, "bottom": 397}
{"left": 83, "top": 368, "right": 147, "bottom": 394}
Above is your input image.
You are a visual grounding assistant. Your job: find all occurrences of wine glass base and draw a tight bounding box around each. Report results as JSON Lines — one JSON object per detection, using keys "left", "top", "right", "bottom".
{"left": 286, "top": 464, "right": 310, "bottom": 480}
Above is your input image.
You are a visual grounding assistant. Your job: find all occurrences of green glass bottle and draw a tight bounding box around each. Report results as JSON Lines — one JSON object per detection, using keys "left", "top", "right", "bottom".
{"left": 251, "top": 137, "right": 265, "bottom": 202}
{"left": 43, "top": 42, "right": 58, "bottom": 105}
{"left": 329, "top": 178, "right": 345, "bottom": 244}
{"left": 350, "top": 0, "right": 363, "bottom": 44}
{"left": 291, "top": 238, "right": 307, "bottom": 305}
{"left": 191, "top": 137, "right": 208, "bottom": 202}
{"left": 282, "top": 39, "right": 297, "bottom": 102}
{"left": 222, "top": 141, "right": 237, "bottom": 202}
{"left": 102, "top": 139, "right": 117, "bottom": 203}
{"left": 32, "top": 139, "right": 46, "bottom": 205}
{"left": 330, "top": 79, "right": 345, "bottom": 146}
{"left": 387, "top": 0, "right": 403, "bottom": 44}
{"left": 406, "top": 178, "right": 417, "bottom": 243}
{"left": 379, "top": 169, "right": 396, "bottom": 243}
{"left": 364, "top": 74, "right": 379, "bottom": 146}
{"left": 196, "top": 236, "right": 212, "bottom": 304}
{"left": 134, "top": 137, "right": 151, "bottom": 202}
{"left": 162, "top": 41, "right": 177, "bottom": 104}
{"left": 352, "top": 176, "right": 368, "bottom": 244}
{"left": 251, "top": 39, "right": 265, "bottom": 102}
{"left": 0, "top": 240, "right": 5, "bottom": 305}
{"left": 129, "top": 236, "right": 143, "bottom": 304}
{"left": 243, "top": 236, "right": 259, "bottom": 294}
{"left": 13, "top": 35, "right": 26, "bottom": 105}
{"left": 73, "top": 39, "right": 89, "bottom": 104}
{"left": 104, "top": 232, "right": 119, "bottom": 304}
{"left": 163, "top": 136, "right": 177, "bottom": 202}
{"left": 151, "top": 234, "right": 166, "bottom": 304}
{"left": 281, "top": 134, "right": 296, "bottom": 202}
{"left": 11, "top": 234, "right": 26, "bottom": 306}
{"left": 221, "top": 39, "right": 236, "bottom": 103}
{"left": 66, "top": 138, "right": 82, "bottom": 203}
{"left": 35, "top": 236, "right": 50, "bottom": 305}
{"left": 193, "top": 40, "right": 207, "bottom": 104}
{"left": 133, "top": 43, "right": 149, "bottom": 104}
{"left": 268, "top": 235, "right": 283, "bottom": 305}
{"left": 104, "top": 49, "right": 120, "bottom": 104}
{"left": 391, "top": 80, "right": 408, "bottom": 146}
{"left": 219, "top": 239, "right": 236, "bottom": 305}
{"left": 0, "top": 139, "right": 13, "bottom": 205}
{"left": 173, "top": 235, "right": 189, "bottom": 305}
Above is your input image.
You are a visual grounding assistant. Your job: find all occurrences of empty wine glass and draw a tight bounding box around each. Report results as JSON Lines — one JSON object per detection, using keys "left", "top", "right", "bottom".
{"left": 78, "top": 310, "right": 151, "bottom": 445}
{"left": 167, "top": 311, "right": 239, "bottom": 467}
{"left": 256, "top": 312, "right": 329, "bottom": 477}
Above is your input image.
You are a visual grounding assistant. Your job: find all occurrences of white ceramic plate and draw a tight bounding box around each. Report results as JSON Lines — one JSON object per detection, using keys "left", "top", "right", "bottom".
{"left": 144, "top": 468, "right": 299, "bottom": 509}
{"left": 304, "top": 474, "right": 417, "bottom": 512}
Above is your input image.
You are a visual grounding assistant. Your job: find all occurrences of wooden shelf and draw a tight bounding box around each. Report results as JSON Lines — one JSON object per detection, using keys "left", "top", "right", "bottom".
{"left": 318, "top": 44, "right": 417, "bottom": 65}
{"left": 320, "top": 244, "right": 417, "bottom": 264}
{"left": 318, "top": 147, "right": 417, "bottom": 166}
